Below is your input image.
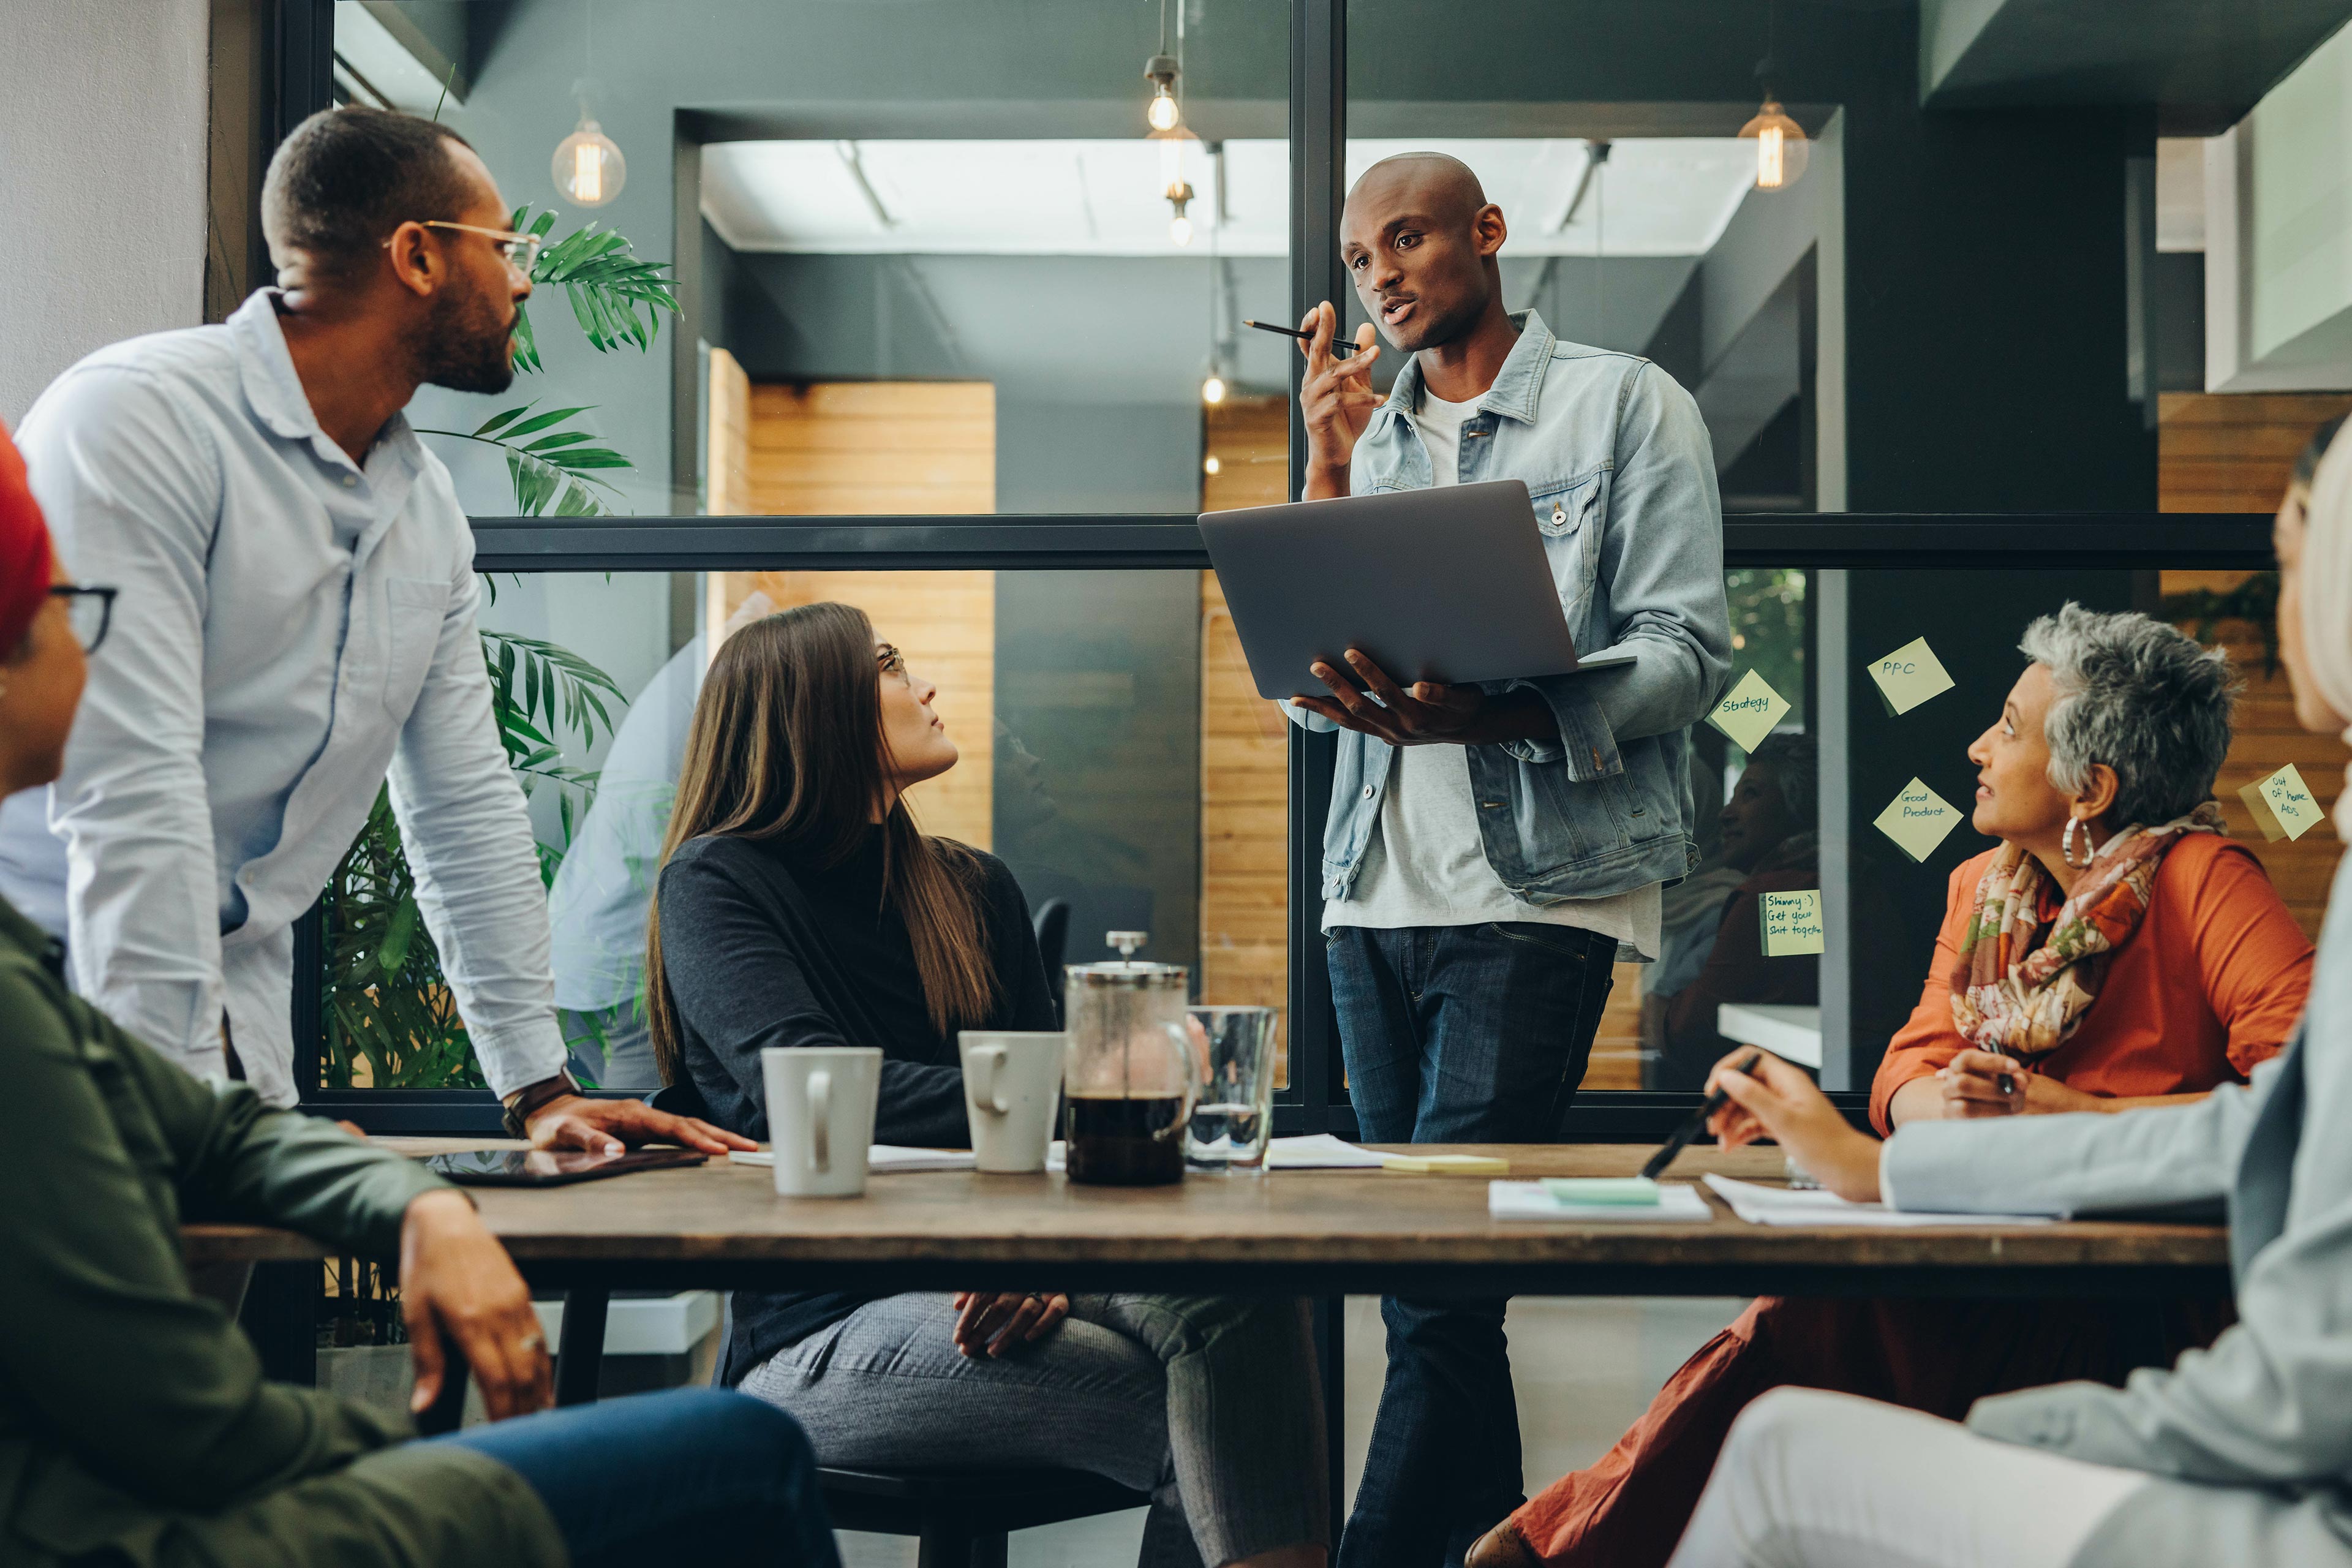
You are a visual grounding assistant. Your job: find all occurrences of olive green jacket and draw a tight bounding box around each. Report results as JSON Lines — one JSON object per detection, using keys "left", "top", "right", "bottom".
{"left": 0, "top": 897, "right": 568, "bottom": 1568}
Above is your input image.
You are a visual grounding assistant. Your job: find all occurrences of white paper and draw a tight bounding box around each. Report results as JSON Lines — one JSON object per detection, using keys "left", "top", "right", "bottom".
{"left": 1265, "top": 1133, "right": 1390, "bottom": 1170}
{"left": 1488, "top": 1181, "right": 1715, "bottom": 1222}
{"left": 1704, "top": 1174, "right": 2056, "bottom": 1227}
{"left": 728, "top": 1145, "right": 978, "bottom": 1172}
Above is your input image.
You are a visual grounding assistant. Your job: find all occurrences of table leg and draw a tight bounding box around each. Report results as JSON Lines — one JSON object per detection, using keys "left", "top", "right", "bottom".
{"left": 555, "top": 1286, "right": 609, "bottom": 1406}
{"left": 1316, "top": 1294, "right": 1346, "bottom": 1547}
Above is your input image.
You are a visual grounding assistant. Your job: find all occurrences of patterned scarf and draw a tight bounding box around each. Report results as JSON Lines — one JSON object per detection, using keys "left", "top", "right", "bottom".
{"left": 1947, "top": 803, "right": 2226, "bottom": 1058}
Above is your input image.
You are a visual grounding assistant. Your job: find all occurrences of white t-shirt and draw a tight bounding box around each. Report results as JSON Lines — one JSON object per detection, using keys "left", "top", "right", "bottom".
{"left": 1321, "top": 388, "right": 1660, "bottom": 957}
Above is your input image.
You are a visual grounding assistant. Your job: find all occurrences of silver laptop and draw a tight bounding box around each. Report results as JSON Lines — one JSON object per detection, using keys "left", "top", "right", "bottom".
{"left": 1198, "top": 478, "right": 1628, "bottom": 701}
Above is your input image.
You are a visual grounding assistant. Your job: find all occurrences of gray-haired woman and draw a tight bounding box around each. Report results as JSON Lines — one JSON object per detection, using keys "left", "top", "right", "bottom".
{"left": 1475, "top": 605, "right": 2314, "bottom": 1568}
{"left": 1664, "top": 431, "right": 2352, "bottom": 1564}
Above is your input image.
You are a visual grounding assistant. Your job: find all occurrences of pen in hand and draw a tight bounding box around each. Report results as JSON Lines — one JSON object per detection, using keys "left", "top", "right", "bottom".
{"left": 1640, "top": 1049, "right": 1764, "bottom": 1182}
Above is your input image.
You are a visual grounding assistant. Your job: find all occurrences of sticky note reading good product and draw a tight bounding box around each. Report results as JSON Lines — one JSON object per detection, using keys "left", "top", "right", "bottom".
{"left": 1868, "top": 637, "right": 1957, "bottom": 716}
{"left": 1706, "top": 669, "right": 1792, "bottom": 752}
{"left": 1758, "top": 889, "right": 1825, "bottom": 956}
{"left": 1874, "top": 778, "right": 1964, "bottom": 862}
{"left": 2241, "top": 764, "right": 2328, "bottom": 843}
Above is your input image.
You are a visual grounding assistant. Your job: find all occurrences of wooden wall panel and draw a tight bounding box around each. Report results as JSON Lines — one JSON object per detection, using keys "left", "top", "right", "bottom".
{"left": 706, "top": 347, "right": 752, "bottom": 519}
{"left": 2157, "top": 391, "right": 2346, "bottom": 941}
{"left": 2158, "top": 391, "right": 2352, "bottom": 514}
{"left": 708, "top": 382, "right": 999, "bottom": 850}
{"left": 1200, "top": 396, "right": 1291, "bottom": 1065}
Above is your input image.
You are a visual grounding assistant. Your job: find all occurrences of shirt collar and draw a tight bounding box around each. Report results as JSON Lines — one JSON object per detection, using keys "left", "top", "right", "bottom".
{"left": 1383, "top": 308, "right": 1556, "bottom": 426}
{"left": 227, "top": 288, "right": 421, "bottom": 475}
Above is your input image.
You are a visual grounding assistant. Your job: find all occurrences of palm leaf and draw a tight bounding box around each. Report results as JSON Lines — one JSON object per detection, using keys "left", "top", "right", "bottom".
{"left": 418, "top": 401, "right": 630, "bottom": 517}
{"left": 507, "top": 204, "right": 679, "bottom": 373}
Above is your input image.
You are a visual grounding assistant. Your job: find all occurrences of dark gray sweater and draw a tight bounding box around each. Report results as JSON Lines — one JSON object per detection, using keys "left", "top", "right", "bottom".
{"left": 654, "top": 827, "right": 1055, "bottom": 1379}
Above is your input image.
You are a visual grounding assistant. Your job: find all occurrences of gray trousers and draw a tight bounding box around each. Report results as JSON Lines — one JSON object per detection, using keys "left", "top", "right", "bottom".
{"left": 741, "top": 1293, "right": 1329, "bottom": 1568}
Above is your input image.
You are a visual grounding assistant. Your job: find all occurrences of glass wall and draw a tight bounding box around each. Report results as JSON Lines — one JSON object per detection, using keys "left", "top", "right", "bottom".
{"left": 318, "top": 567, "right": 1284, "bottom": 1095}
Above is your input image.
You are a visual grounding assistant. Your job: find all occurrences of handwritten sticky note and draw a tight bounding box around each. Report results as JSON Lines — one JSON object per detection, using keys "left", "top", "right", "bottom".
{"left": 1758, "top": 889, "right": 1825, "bottom": 956}
{"left": 1874, "top": 777, "right": 1964, "bottom": 862}
{"left": 1706, "top": 669, "right": 1791, "bottom": 753}
{"left": 2241, "top": 764, "right": 2327, "bottom": 842}
{"left": 1868, "top": 637, "right": 1956, "bottom": 716}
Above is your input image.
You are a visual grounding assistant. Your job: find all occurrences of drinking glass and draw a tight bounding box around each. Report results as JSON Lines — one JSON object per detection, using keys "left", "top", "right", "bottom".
{"left": 1179, "top": 1006, "right": 1279, "bottom": 1172}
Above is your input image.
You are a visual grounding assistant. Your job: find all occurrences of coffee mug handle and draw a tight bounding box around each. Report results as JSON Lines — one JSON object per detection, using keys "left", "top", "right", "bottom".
{"left": 973, "top": 1044, "right": 1009, "bottom": 1115}
{"left": 809, "top": 1068, "right": 832, "bottom": 1174}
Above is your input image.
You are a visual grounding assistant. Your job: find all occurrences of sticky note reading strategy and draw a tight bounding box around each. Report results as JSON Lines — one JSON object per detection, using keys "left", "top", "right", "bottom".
{"left": 2241, "top": 764, "right": 2327, "bottom": 843}
{"left": 1706, "top": 669, "right": 1791, "bottom": 753}
{"left": 1758, "top": 889, "right": 1825, "bottom": 957}
{"left": 1875, "top": 777, "right": 1964, "bottom": 862}
{"left": 1869, "top": 636, "right": 1957, "bottom": 717}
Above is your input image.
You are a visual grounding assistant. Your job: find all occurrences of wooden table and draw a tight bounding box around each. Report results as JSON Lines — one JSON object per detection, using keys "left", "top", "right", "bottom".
{"left": 186, "top": 1139, "right": 2229, "bottom": 1410}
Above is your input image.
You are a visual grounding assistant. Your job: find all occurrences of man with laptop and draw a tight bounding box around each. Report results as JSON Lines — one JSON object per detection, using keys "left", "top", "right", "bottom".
{"left": 1284, "top": 153, "right": 1730, "bottom": 1568}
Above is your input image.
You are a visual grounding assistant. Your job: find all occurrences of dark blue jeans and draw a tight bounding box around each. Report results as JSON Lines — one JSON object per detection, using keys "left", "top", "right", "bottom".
{"left": 1327, "top": 921, "right": 1619, "bottom": 1568}
{"left": 434, "top": 1387, "right": 839, "bottom": 1568}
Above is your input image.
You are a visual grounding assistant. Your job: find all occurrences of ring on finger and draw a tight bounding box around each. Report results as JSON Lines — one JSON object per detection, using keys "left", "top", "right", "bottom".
{"left": 517, "top": 1332, "right": 546, "bottom": 1353}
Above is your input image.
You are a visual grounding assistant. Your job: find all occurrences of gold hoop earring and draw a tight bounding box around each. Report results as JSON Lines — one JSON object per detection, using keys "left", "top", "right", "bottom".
{"left": 2062, "top": 816, "right": 2092, "bottom": 869}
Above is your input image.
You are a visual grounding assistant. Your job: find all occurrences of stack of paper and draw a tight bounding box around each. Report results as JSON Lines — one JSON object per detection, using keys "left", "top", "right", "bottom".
{"left": 1489, "top": 1181, "right": 1714, "bottom": 1222}
{"left": 1703, "top": 1174, "right": 2056, "bottom": 1227}
{"left": 1264, "top": 1133, "right": 1389, "bottom": 1169}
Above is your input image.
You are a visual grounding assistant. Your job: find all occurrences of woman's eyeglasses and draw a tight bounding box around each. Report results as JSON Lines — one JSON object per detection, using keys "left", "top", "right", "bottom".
{"left": 875, "top": 644, "right": 911, "bottom": 684}
{"left": 50, "top": 585, "right": 115, "bottom": 654}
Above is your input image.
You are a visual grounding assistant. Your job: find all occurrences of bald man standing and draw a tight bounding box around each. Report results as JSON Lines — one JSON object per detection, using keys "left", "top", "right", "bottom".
{"left": 1284, "top": 154, "right": 1730, "bottom": 1568}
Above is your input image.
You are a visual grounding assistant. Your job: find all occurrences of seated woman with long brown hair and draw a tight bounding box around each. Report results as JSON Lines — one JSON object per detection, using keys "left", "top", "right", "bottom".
{"left": 1472, "top": 603, "right": 2315, "bottom": 1568}
{"left": 644, "top": 602, "right": 1328, "bottom": 1568}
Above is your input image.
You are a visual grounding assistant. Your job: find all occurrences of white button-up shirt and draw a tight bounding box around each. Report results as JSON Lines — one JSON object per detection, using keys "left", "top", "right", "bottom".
{"left": 4, "top": 289, "right": 567, "bottom": 1104}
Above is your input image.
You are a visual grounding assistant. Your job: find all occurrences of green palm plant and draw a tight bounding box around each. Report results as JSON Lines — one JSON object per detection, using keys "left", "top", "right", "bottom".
{"left": 318, "top": 208, "right": 676, "bottom": 1090}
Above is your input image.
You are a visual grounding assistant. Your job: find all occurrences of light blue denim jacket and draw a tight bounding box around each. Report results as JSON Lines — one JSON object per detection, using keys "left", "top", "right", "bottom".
{"left": 1292, "top": 311, "right": 1731, "bottom": 907}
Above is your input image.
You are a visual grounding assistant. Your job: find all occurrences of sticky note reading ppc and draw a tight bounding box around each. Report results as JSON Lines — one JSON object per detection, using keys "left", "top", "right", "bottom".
{"left": 2241, "top": 764, "right": 2327, "bottom": 843}
{"left": 1874, "top": 777, "right": 1964, "bottom": 862}
{"left": 1706, "top": 669, "right": 1791, "bottom": 753}
{"left": 1758, "top": 889, "right": 1825, "bottom": 956}
{"left": 1868, "top": 636, "right": 1956, "bottom": 716}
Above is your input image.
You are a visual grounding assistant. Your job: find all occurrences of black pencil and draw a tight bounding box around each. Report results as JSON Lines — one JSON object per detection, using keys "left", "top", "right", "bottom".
{"left": 1245, "top": 318, "right": 1357, "bottom": 357}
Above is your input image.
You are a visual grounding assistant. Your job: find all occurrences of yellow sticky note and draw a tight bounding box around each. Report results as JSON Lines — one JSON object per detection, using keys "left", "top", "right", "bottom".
{"left": 2241, "top": 764, "right": 2327, "bottom": 843}
{"left": 1868, "top": 637, "right": 1957, "bottom": 716}
{"left": 1874, "top": 777, "right": 1964, "bottom": 862}
{"left": 1379, "top": 1153, "right": 1511, "bottom": 1175}
{"left": 1706, "top": 669, "right": 1791, "bottom": 753}
{"left": 1758, "top": 889, "right": 1825, "bottom": 956}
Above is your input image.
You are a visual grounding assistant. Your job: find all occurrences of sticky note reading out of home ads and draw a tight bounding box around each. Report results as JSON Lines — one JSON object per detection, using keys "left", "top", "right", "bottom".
{"left": 1706, "top": 669, "right": 1791, "bottom": 753}
{"left": 1875, "top": 777, "right": 1964, "bottom": 862}
{"left": 2241, "top": 763, "right": 2327, "bottom": 843}
{"left": 1868, "top": 637, "right": 1957, "bottom": 716}
{"left": 1758, "top": 889, "right": 1825, "bottom": 957}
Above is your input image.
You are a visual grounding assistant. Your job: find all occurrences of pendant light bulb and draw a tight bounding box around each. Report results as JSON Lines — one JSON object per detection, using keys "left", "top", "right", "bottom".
{"left": 1144, "top": 53, "right": 1182, "bottom": 132}
{"left": 1201, "top": 372, "right": 1227, "bottom": 406}
{"left": 1736, "top": 99, "right": 1807, "bottom": 192}
{"left": 554, "top": 112, "right": 626, "bottom": 207}
{"left": 1204, "top": 454, "right": 1222, "bottom": 475}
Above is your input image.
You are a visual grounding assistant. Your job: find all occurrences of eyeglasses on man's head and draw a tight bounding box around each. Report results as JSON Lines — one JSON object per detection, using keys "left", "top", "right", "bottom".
{"left": 386, "top": 221, "right": 544, "bottom": 275}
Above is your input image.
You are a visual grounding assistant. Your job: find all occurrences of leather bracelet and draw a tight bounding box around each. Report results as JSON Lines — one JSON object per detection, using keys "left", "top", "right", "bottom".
{"left": 500, "top": 1068, "right": 581, "bottom": 1139}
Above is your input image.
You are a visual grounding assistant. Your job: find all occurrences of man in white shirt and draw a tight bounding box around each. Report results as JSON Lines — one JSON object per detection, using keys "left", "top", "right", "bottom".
{"left": 3, "top": 106, "right": 746, "bottom": 1155}
{"left": 1286, "top": 154, "right": 1728, "bottom": 1568}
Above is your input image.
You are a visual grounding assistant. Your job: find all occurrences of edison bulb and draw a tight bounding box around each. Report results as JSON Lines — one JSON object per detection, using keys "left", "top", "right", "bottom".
{"left": 1170, "top": 213, "right": 1194, "bottom": 246}
{"left": 1201, "top": 373, "right": 1227, "bottom": 405}
{"left": 1148, "top": 84, "right": 1181, "bottom": 132}
{"left": 1204, "top": 454, "right": 1223, "bottom": 475}
{"left": 554, "top": 116, "right": 626, "bottom": 207}
{"left": 1737, "top": 100, "right": 1808, "bottom": 192}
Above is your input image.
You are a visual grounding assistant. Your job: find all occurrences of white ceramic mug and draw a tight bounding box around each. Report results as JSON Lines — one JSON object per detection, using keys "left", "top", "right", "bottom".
{"left": 958, "top": 1031, "right": 1065, "bottom": 1173}
{"left": 761, "top": 1046, "right": 882, "bottom": 1197}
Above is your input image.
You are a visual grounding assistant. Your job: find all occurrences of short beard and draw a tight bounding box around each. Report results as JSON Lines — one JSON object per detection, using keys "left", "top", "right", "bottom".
{"left": 415, "top": 282, "right": 517, "bottom": 395}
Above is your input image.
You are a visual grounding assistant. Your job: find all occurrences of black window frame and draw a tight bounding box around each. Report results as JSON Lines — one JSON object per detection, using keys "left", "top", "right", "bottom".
{"left": 268, "top": 0, "right": 2279, "bottom": 1139}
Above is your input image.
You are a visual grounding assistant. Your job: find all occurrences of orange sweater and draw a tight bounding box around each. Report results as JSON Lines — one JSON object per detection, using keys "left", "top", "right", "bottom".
{"left": 1868, "top": 834, "right": 2313, "bottom": 1135}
